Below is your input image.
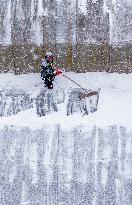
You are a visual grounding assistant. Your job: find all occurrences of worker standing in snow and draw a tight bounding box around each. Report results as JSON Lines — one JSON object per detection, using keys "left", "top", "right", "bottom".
{"left": 41, "top": 51, "right": 62, "bottom": 89}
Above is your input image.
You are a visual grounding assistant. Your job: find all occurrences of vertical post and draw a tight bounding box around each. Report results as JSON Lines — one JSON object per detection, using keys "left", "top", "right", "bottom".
{"left": 75, "top": 0, "right": 78, "bottom": 71}
{"left": 54, "top": 1, "right": 58, "bottom": 62}
{"left": 42, "top": 13, "right": 48, "bottom": 58}
{"left": 108, "top": 43, "right": 111, "bottom": 72}
{"left": 42, "top": 15, "right": 45, "bottom": 54}
{"left": 75, "top": 0, "right": 78, "bottom": 60}
{"left": 11, "top": 8, "right": 17, "bottom": 75}
{"left": 11, "top": 45, "right": 17, "bottom": 74}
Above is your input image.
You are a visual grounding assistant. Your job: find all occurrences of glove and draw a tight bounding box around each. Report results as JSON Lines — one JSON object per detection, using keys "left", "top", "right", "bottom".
{"left": 55, "top": 68, "right": 62, "bottom": 76}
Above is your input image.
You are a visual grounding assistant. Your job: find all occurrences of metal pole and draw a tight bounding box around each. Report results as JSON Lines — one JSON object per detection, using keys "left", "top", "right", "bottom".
{"left": 62, "top": 74, "right": 86, "bottom": 91}
{"left": 62, "top": 73, "right": 99, "bottom": 99}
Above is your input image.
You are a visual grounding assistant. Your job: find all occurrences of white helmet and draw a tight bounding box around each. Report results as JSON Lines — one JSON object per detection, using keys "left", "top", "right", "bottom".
{"left": 45, "top": 51, "right": 54, "bottom": 59}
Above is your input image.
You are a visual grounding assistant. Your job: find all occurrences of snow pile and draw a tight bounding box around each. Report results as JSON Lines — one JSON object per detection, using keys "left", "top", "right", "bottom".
{"left": 0, "top": 72, "right": 132, "bottom": 205}
{"left": 67, "top": 88, "right": 99, "bottom": 116}
{"left": 36, "top": 89, "right": 58, "bottom": 117}
{"left": 0, "top": 72, "right": 132, "bottom": 130}
{"left": 0, "top": 88, "right": 33, "bottom": 116}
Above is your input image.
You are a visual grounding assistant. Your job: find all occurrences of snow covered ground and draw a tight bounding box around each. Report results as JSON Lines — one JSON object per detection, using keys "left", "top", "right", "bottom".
{"left": 0, "top": 72, "right": 132, "bottom": 130}
{"left": 0, "top": 72, "right": 132, "bottom": 204}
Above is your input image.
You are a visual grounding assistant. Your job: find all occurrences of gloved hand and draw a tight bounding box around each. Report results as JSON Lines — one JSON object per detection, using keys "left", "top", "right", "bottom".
{"left": 55, "top": 68, "right": 62, "bottom": 76}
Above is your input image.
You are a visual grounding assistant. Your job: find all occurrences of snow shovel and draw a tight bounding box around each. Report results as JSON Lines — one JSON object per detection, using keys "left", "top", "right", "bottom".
{"left": 62, "top": 73, "right": 99, "bottom": 99}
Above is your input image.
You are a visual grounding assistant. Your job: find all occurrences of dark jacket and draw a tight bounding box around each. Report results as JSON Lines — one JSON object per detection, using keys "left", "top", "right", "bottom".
{"left": 41, "top": 59, "right": 55, "bottom": 80}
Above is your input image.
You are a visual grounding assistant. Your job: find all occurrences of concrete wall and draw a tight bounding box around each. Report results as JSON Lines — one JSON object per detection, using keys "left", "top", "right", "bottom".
{"left": 0, "top": 125, "right": 132, "bottom": 204}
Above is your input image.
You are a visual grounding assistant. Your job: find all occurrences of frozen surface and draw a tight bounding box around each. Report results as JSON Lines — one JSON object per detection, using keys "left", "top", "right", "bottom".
{"left": 0, "top": 126, "right": 132, "bottom": 205}
{"left": 0, "top": 72, "right": 132, "bottom": 129}
{"left": 0, "top": 88, "right": 33, "bottom": 117}
{"left": 0, "top": 72, "right": 132, "bottom": 204}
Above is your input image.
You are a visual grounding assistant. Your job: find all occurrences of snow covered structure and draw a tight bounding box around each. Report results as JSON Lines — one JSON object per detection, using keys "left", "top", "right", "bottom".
{"left": 0, "top": 125, "right": 131, "bottom": 204}
{"left": 1, "top": 0, "right": 131, "bottom": 46}
{"left": 105, "top": 0, "right": 132, "bottom": 44}
{"left": 67, "top": 88, "right": 99, "bottom": 116}
{"left": 0, "top": 88, "right": 99, "bottom": 117}
{"left": 86, "top": 0, "right": 110, "bottom": 43}
{"left": 0, "top": 72, "right": 132, "bottom": 204}
{"left": 1, "top": 0, "right": 131, "bottom": 73}
{"left": 0, "top": 89, "right": 33, "bottom": 116}
{"left": 0, "top": 0, "right": 109, "bottom": 46}
{"left": 36, "top": 90, "right": 58, "bottom": 117}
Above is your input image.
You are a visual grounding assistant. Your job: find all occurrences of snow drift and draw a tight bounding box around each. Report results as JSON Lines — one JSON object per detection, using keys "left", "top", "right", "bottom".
{"left": 0, "top": 72, "right": 132, "bottom": 205}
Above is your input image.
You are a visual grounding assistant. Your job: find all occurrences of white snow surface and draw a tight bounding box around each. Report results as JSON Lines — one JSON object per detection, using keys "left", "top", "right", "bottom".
{"left": 0, "top": 72, "right": 132, "bottom": 131}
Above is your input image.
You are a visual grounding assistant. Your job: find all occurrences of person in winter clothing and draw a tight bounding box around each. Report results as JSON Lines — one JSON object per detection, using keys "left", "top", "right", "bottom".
{"left": 41, "top": 52, "right": 62, "bottom": 89}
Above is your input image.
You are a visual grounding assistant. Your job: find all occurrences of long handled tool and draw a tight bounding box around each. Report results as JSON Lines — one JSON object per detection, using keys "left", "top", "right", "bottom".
{"left": 62, "top": 74, "right": 87, "bottom": 91}
{"left": 62, "top": 73, "right": 98, "bottom": 99}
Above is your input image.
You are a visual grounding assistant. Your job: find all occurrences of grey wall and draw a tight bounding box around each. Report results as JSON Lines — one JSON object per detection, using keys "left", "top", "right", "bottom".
{"left": 0, "top": 125, "right": 132, "bottom": 204}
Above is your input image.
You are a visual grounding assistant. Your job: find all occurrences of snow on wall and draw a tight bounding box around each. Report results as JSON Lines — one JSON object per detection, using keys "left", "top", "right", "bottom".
{"left": 105, "top": 0, "right": 132, "bottom": 44}
{"left": 1, "top": 0, "right": 132, "bottom": 45}
{"left": 0, "top": 72, "right": 132, "bottom": 204}
{"left": 2, "top": 0, "right": 11, "bottom": 45}
{"left": 0, "top": 125, "right": 131, "bottom": 204}
{"left": 0, "top": 87, "right": 99, "bottom": 117}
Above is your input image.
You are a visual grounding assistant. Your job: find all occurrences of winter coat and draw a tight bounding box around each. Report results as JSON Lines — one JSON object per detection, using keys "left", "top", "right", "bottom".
{"left": 41, "top": 59, "right": 55, "bottom": 80}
